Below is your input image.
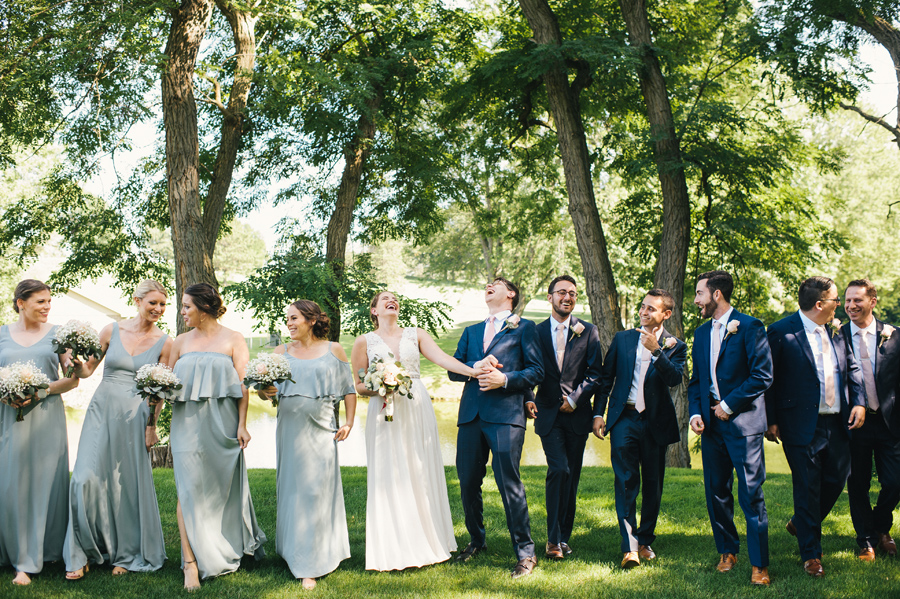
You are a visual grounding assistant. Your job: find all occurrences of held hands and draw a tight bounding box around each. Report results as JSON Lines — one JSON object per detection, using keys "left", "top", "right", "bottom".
{"left": 257, "top": 385, "right": 278, "bottom": 403}
{"left": 525, "top": 401, "right": 538, "bottom": 419}
{"left": 334, "top": 424, "right": 352, "bottom": 442}
{"left": 237, "top": 425, "right": 251, "bottom": 449}
{"left": 690, "top": 415, "right": 705, "bottom": 435}
{"left": 764, "top": 424, "right": 780, "bottom": 443}
{"left": 714, "top": 404, "right": 730, "bottom": 421}
{"left": 592, "top": 417, "right": 606, "bottom": 440}
{"left": 638, "top": 326, "right": 661, "bottom": 353}
{"left": 848, "top": 406, "right": 866, "bottom": 430}
{"left": 475, "top": 354, "right": 506, "bottom": 391}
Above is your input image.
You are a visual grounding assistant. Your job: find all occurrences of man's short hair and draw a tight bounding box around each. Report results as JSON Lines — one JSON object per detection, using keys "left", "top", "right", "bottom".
{"left": 493, "top": 277, "right": 520, "bottom": 311}
{"left": 698, "top": 270, "right": 734, "bottom": 302}
{"left": 548, "top": 275, "right": 577, "bottom": 295}
{"left": 798, "top": 276, "right": 835, "bottom": 311}
{"left": 646, "top": 288, "right": 675, "bottom": 312}
{"left": 846, "top": 278, "right": 877, "bottom": 299}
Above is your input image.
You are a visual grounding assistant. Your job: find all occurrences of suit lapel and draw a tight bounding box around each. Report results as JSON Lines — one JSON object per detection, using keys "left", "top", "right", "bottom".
{"left": 484, "top": 318, "right": 513, "bottom": 355}
{"left": 791, "top": 313, "right": 818, "bottom": 376}
{"left": 875, "top": 319, "right": 884, "bottom": 373}
{"left": 646, "top": 328, "right": 670, "bottom": 377}
{"left": 560, "top": 316, "right": 580, "bottom": 373}
{"left": 475, "top": 320, "right": 488, "bottom": 360}
{"left": 625, "top": 328, "right": 640, "bottom": 380}
{"left": 538, "top": 319, "right": 558, "bottom": 374}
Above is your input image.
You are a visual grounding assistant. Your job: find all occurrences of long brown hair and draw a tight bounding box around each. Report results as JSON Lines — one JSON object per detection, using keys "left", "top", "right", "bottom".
{"left": 368, "top": 291, "right": 397, "bottom": 330}
{"left": 290, "top": 300, "right": 330, "bottom": 339}
{"left": 13, "top": 279, "right": 51, "bottom": 314}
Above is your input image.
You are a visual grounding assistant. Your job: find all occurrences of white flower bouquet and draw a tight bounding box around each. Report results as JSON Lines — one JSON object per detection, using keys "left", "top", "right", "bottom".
{"left": 0, "top": 361, "right": 51, "bottom": 422}
{"left": 244, "top": 353, "right": 294, "bottom": 407}
{"left": 52, "top": 320, "right": 103, "bottom": 377}
{"left": 134, "top": 363, "right": 182, "bottom": 426}
{"left": 358, "top": 353, "right": 413, "bottom": 422}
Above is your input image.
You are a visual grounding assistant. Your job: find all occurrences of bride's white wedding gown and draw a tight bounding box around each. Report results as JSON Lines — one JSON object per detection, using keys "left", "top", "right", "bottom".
{"left": 364, "top": 328, "right": 457, "bottom": 571}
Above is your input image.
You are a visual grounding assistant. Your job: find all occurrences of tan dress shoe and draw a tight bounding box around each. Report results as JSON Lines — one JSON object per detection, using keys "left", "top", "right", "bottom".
{"left": 858, "top": 547, "right": 876, "bottom": 562}
{"left": 803, "top": 558, "right": 824, "bottom": 578}
{"left": 545, "top": 542, "right": 563, "bottom": 559}
{"left": 716, "top": 553, "right": 737, "bottom": 573}
{"left": 638, "top": 545, "right": 656, "bottom": 560}
{"left": 511, "top": 556, "right": 536, "bottom": 579}
{"left": 621, "top": 552, "right": 640, "bottom": 569}
{"left": 878, "top": 533, "right": 897, "bottom": 556}
{"left": 750, "top": 566, "right": 770, "bottom": 586}
{"left": 560, "top": 542, "right": 572, "bottom": 555}
{"left": 786, "top": 519, "right": 797, "bottom": 536}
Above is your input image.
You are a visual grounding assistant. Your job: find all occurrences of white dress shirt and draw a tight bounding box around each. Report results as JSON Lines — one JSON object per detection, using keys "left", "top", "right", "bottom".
{"left": 626, "top": 328, "right": 662, "bottom": 406}
{"left": 549, "top": 315, "right": 577, "bottom": 409}
{"left": 689, "top": 307, "right": 733, "bottom": 425}
{"left": 798, "top": 311, "right": 841, "bottom": 414}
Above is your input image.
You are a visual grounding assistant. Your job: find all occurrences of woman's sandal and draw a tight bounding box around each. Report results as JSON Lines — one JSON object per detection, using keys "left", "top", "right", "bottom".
{"left": 183, "top": 559, "right": 200, "bottom": 592}
{"left": 65, "top": 564, "right": 89, "bottom": 581}
{"left": 111, "top": 566, "right": 128, "bottom": 576}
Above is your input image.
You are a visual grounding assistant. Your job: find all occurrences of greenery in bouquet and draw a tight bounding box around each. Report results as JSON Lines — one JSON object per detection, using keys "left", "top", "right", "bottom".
{"left": 244, "top": 353, "right": 294, "bottom": 407}
{"left": 0, "top": 361, "right": 51, "bottom": 422}
{"left": 134, "top": 363, "right": 182, "bottom": 427}
{"left": 358, "top": 354, "right": 412, "bottom": 422}
{"left": 52, "top": 320, "right": 103, "bottom": 377}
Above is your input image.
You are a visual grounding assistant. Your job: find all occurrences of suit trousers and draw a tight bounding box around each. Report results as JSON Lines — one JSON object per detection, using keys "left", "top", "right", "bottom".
{"left": 456, "top": 417, "right": 535, "bottom": 559}
{"left": 610, "top": 410, "right": 666, "bottom": 552}
{"left": 847, "top": 412, "right": 900, "bottom": 549}
{"left": 782, "top": 414, "right": 851, "bottom": 561}
{"left": 701, "top": 416, "right": 769, "bottom": 567}
{"left": 539, "top": 417, "right": 588, "bottom": 545}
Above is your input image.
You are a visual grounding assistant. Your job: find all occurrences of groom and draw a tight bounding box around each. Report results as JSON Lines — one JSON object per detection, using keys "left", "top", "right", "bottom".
{"left": 449, "top": 277, "right": 544, "bottom": 579}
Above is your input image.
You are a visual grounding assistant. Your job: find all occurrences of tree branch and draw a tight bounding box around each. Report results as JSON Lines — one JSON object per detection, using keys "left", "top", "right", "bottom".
{"left": 197, "top": 72, "right": 232, "bottom": 118}
{"left": 839, "top": 103, "right": 900, "bottom": 140}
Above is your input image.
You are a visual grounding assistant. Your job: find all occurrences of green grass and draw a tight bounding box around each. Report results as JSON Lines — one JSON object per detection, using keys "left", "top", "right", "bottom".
{"left": 8, "top": 466, "right": 898, "bottom": 598}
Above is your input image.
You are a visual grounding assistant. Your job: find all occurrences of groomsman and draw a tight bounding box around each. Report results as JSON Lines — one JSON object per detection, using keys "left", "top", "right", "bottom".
{"left": 449, "top": 278, "right": 544, "bottom": 578}
{"left": 593, "top": 289, "right": 686, "bottom": 569}
{"left": 688, "top": 270, "right": 773, "bottom": 586}
{"left": 766, "top": 276, "right": 864, "bottom": 578}
{"left": 841, "top": 279, "right": 900, "bottom": 561}
{"left": 525, "top": 275, "right": 602, "bottom": 560}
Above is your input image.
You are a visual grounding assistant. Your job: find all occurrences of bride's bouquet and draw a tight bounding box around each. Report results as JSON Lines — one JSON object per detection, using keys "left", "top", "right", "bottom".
{"left": 244, "top": 353, "right": 294, "bottom": 407}
{"left": 134, "top": 363, "right": 182, "bottom": 426}
{"left": 358, "top": 354, "right": 413, "bottom": 422}
{"left": 0, "top": 361, "right": 51, "bottom": 422}
{"left": 52, "top": 320, "right": 103, "bottom": 377}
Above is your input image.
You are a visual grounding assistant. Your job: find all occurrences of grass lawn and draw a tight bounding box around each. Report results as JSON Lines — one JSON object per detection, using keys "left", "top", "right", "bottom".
{"left": 7, "top": 466, "right": 898, "bottom": 598}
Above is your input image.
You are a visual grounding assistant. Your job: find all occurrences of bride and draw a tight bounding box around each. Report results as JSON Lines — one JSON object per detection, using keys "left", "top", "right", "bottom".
{"left": 351, "top": 291, "right": 479, "bottom": 571}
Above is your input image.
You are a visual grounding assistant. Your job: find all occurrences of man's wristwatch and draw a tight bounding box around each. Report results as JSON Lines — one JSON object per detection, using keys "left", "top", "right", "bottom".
{"left": 651, "top": 347, "right": 662, "bottom": 358}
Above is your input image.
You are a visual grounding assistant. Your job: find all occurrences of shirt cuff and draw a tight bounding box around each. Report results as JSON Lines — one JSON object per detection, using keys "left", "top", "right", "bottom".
{"left": 720, "top": 402, "right": 733, "bottom": 415}
{"left": 593, "top": 415, "right": 604, "bottom": 419}
{"left": 566, "top": 395, "right": 576, "bottom": 409}
{"left": 690, "top": 414, "right": 702, "bottom": 423}
{"left": 502, "top": 375, "right": 509, "bottom": 389}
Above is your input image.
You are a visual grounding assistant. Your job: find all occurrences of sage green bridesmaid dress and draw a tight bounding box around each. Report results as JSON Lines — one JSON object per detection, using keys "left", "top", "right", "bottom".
{"left": 0, "top": 324, "right": 69, "bottom": 574}
{"left": 171, "top": 351, "right": 266, "bottom": 579}
{"left": 63, "top": 322, "right": 167, "bottom": 572}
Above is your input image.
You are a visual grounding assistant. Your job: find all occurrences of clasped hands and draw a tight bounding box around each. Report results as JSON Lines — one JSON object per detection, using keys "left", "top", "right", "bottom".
{"left": 472, "top": 354, "right": 505, "bottom": 391}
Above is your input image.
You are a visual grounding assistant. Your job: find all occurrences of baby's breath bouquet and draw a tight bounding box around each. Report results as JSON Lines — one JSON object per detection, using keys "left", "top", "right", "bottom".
{"left": 52, "top": 320, "right": 103, "bottom": 377}
{"left": 134, "top": 363, "right": 182, "bottom": 426}
{"left": 358, "top": 353, "right": 413, "bottom": 422}
{"left": 244, "top": 353, "right": 294, "bottom": 407}
{"left": 0, "top": 361, "right": 52, "bottom": 422}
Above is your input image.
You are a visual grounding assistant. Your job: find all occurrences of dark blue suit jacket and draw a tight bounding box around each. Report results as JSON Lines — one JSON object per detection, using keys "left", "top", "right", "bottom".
{"left": 688, "top": 310, "right": 773, "bottom": 437}
{"left": 531, "top": 316, "right": 602, "bottom": 437}
{"left": 594, "top": 328, "right": 686, "bottom": 447}
{"left": 766, "top": 312, "right": 864, "bottom": 446}
{"left": 450, "top": 316, "right": 544, "bottom": 428}
{"left": 841, "top": 319, "right": 900, "bottom": 436}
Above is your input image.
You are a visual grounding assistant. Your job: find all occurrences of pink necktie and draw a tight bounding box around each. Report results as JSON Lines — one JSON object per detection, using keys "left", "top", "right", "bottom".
{"left": 635, "top": 347, "right": 650, "bottom": 413}
{"left": 556, "top": 324, "right": 566, "bottom": 370}
{"left": 710, "top": 321, "right": 723, "bottom": 402}
{"left": 817, "top": 326, "right": 836, "bottom": 408}
{"left": 483, "top": 316, "right": 496, "bottom": 352}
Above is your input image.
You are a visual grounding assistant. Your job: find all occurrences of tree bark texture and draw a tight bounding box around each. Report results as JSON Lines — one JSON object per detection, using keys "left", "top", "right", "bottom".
{"left": 162, "top": 0, "right": 216, "bottom": 331}
{"left": 516, "top": 0, "right": 622, "bottom": 351}
{"left": 619, "top": 0, "right": 692, "bottom": 467}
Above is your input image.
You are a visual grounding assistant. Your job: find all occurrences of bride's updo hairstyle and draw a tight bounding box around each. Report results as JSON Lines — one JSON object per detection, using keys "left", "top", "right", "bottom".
{"left": 291, "top": 300, "right": 330, "bottom": 339}
{"left": 134, "top": 279, "right": 167, "bottom": 301}
{"left": 12, "top": 279, "right": 51, "bottom": 313}
{"left": 184, "top": 283, "right": 227, "bottom": 319}
{"left": 368, "top": 291, "right": 398, "bottom": 330}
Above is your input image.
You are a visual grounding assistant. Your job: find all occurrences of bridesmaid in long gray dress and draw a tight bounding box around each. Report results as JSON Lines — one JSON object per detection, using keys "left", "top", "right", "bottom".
{"left": 167, "top": 283, "right": 266, "bottom": 591}
{"left": 64, "top": 280, "right": 172, "bottom": 579}
{"left": 257, "top": 300, "right": 356, "bottom": 591}
{"left": 0, "top": 279, "right": 79, "bottom": 586}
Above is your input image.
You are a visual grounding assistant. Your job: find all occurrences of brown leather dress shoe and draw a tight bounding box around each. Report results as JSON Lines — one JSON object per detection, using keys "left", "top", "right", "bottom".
{"left": 511, "top": 556, "right": 537, "bottom": 579}
{"left": 638, "top": 545, "right": 656, "bottom": 560}
{"left": 750, "top": 566, "right": 770, "bottom": 586}
{"left": 858, "top": 548, "right": 876, "bottom": 562}
{"left": 545, "top": 542, "right": 563, "bottom": 560}
{"left": 716, "top": 553, "right": 737, "bottom": 573}
{"left": 621, "top": 552, "right": 640, "bottom": 569}
{"left": 560, "top": 542, "right": 572, "bottom": 555}
{"left": 878, "top": 533, "right": 898, "bottom": 556}
{"left": 803, "top": 558, "right": 824, "bottom": 578}
{"left": 786, "top": 519, "right": 797, "bottom": 536}
{"left": 454, "top": 543, "right": 486, "bottom": 564}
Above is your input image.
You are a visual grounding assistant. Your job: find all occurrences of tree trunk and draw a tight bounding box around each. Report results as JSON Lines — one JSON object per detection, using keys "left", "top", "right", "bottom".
{"left": 619, "top": 0, "right": 693, "bottom": 468}
{"left": 161, "top": 0, "right": 216, "bottom": 332}
{"left": 516, "top": 0, "right": 622, "bottom": 350}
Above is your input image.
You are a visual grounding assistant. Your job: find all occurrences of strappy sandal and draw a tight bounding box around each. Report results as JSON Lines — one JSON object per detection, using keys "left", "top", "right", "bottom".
{"left": 183, "top": 559, "right": 200, "bottom": 592}
{"left": 65, "top": 564, "right": 89, "bottom": 581}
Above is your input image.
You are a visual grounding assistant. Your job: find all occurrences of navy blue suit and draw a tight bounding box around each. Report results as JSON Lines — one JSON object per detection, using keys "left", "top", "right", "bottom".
{"left": 594, "top": 328, "right": 686, "bottom": 552}
{"left": 688, "top": 310, "right": 773, "bottom": 567}
{"left": 842, "top": 320, "right": 900, "bottom": 550}
{"left": 530, "top": 316, "right": 601, "bottom": 546}
{"left": 449, "top": 316, "right": 544, "bottom": 559}
{"left": 767, "top": 312, "right": 864, "bottom": 561}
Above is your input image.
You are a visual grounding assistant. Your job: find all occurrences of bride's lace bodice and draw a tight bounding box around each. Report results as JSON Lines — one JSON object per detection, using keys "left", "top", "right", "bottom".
{"left": 364, "top": 328, "right": 420, "bottom": 377}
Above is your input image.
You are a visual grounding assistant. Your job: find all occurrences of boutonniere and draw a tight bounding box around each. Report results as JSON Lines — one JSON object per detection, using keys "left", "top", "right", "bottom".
{"left": 497, "top": 313, "right": 520, "bottom": 334}
{"left": 664, "top": 337, "right": 677, "bottom": 350}
{"left": 827, "top": 318, "right": 841, "bottom": 338}
{"left": 568, "top": 321, "right": 585, "bottom": 342}
{"left": 880, "top": 324, "right": 896, "bottom": 348}
{"left": 723, "top": 320, "right": 739, "bottom": 340}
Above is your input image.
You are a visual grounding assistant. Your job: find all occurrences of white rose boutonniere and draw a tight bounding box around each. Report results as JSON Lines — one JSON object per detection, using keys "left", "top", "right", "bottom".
{"left": 880, "top": 324, "right": 895, "bottom": 348}
{"left": 569, "top": 321, "right": 585, "bottom": 342}
{"left": 723, "top": 320, "right": 739, "bottom": 340}
{"left": 498, "top": 313, "right": 521, "bottom": 333}
{"left": 827, "top": 318, "right": 841, "bottom": 338}
{"left": 664, "top": 337, "right": 677, "bottom": 350}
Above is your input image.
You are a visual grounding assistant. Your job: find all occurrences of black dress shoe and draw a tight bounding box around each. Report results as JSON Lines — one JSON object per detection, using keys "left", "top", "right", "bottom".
{"left": 511, "top": 556, "right": 537, "bottom": 579}
{"left": 454, "top": 543, "right": 486, "bottom": 563}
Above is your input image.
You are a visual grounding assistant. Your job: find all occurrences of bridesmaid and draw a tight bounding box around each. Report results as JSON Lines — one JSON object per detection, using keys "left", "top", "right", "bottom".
{"left": 257, "top": 300, "right": 356, "bottom": 591}
{"left": 64, "top": 279, "right": 172, "bottom": 579}
{"left": 0, "top": 279, "right": 79, "bottom": 585}
{"left": 167, "top": 283, "right": 266, "bottom": 591}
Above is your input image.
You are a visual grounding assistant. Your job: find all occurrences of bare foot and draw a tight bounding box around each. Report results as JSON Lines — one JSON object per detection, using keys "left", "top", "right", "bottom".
{"left": 12, "top": 571, "right": 31, "bottom": 586}
{"left": 183, "top": 560, "right": 200, "bottom": 592}
{"left": 111, "top": 566, "right": 127, "bottom": 576}
{"left": 65, "top": 564, "right": 89, "bottom": 581}
{"left": 301, "top": 577, "right": 316, "bottom": 590}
